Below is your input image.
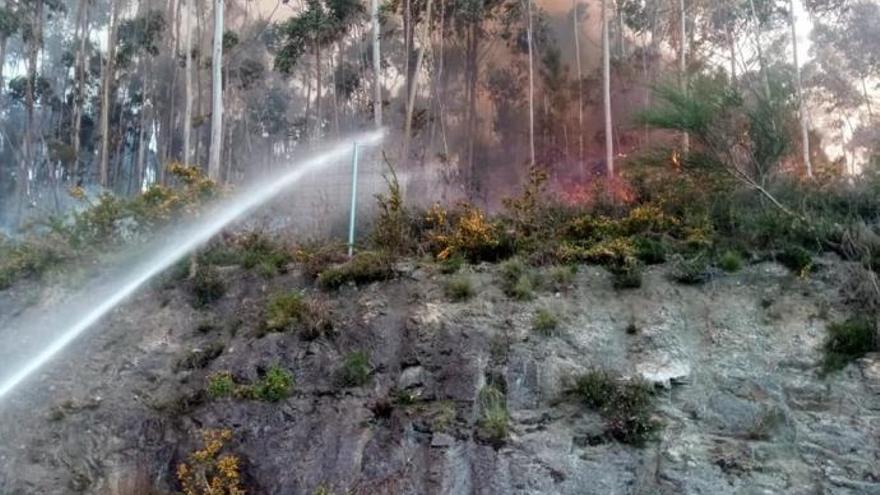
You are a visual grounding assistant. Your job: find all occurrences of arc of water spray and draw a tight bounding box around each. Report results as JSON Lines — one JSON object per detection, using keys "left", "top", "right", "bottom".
{"left": 0, "top": 130, "right": 385, "bottom": 401}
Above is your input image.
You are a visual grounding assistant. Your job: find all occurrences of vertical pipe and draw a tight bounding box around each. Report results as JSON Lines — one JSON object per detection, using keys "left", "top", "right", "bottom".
{"left": 347, "top": 142, "right": 360, "bottom": 257}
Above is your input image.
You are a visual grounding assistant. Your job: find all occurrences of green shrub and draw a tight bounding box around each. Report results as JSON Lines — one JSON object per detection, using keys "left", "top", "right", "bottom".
{"left": 0, "top": 238, "right": 68, "bottom": 289}
{"left": 477, "top": 385, "right": 509, "bottom": 444}
{"left": 444, "top": 275, "right": 475, "bottom": 301}
{"left": 192, "top": 265, "right": 226, "bottom": 307}
{"left": 438, "top": 253, "right": 466, "bottom": 274}
{"left": 671, "top": 254, "right": 711, "bottom": 285}
{"left": 634, "top": 237, "right": 667, "bottom": 265}
{"left": 822, "top": 317, "right": 877, "bottom": 373}
{"left": 610, "top": 261, "right": 643, "bottom": 290}
{"left": 570, "top": 370, "right": 660, "bottom": 446}
{"left": 337, "top": 351, "right": 371, "bottom": 387}
{"left": 207, "top": 372, "right": 236, "bottom": 399}
{"left": 718, "top": 250, "right": 743, "bottom": 272}
{"left": 777, "top": 245, "right": 813, "bottom": 275}
{"left": 372, "top": 167, "right": 416, "bottom": 255}
{"left": 294, "top": 241, "right": 349, "bottom": 279}
{"left": 237, "top": 232, "right": 292, "bottom": 277}
{"left": 532, "top": 308, "right": 560, "bottom": 336}
{"left": 264, "top": 291, "right": 332, "bottom": 339}
{"left": 548, "top": 265, "right": 577, "bottom": 291}
{"left": 251, "top": 365, "right": 294, "bottom": 402}
{"left": 318, "top": 251, "right": 395, "bottom": 289}
{"left": 499, "top": 258, "right": 538, "bottom": 300}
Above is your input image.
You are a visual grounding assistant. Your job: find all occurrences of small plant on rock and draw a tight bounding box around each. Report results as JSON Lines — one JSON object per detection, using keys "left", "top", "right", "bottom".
{"left": 477, "top": 385, "right": 509, "bottom": 445}
{"left": 570, "top": 370, "right": 660, "bottom": 446}
{"left": 822, "top": 317, "right": 877, "bottom": 374}
{"left": 177, "top": 429, "right": 245, "bottom": 495}
{"left": 207, "top": 372, "right": 236, "bottom": 399}
{"left": 718, "top": 250, "right": 743, "bottom": 272}
{"left": 191, "top": 265, "right": 226, "bottom": 307}
{"left": 444, "top": 274, "right": 475, "bottom": 301}
{"left": 777, "top": 245, "right": 813, "bottom": 276}
{"left": 264, "top": 291, "right": 333, "bottom": 339}
{"left": 251, "top": 365, "right": 294, "bottom": 402}
{"left": 532, "top": 308, "right": 561, "bottom": 336}
{"left": 610, "top": 260, "right": 643, "bottom": 290}
{"left": 499, "top": 258, "right": 538, "bottom": 300}
{"left": 671, "top": 254, "right": 712, "bottom": 285}
{"left": 318, "top": 251, "right": 395, "bottom": 289}
{"left": 548, "top": 265, "right": 577, "bottom": 291}
{"left": 337, "top": 351, "right": 371, "bottom": 387}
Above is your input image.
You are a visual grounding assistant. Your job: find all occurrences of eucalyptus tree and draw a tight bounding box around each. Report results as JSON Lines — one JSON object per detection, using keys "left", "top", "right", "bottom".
{"left": 208, "top": 0, "right": 223, "bottom": 181}
{"left": 0, "top": 1, "right": 20, "bottom": 94}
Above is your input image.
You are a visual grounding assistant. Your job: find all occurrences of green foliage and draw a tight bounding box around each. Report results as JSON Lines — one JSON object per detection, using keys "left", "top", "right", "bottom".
{"left": 207, "top": 372, "right": 236, "bottom": 399}
{"left": 718, "top": 250, "right": 743, "bottom": 272}
{"left": 337, "top": 351, "right": 371, "bottom": 387}
{"left": 372, "top": 166, "right": 414, "bottom": 255}
{"left": 294, "top": 241, "right": 348, "bottom": 279}
{"left": 317, "top": 251, "right": 395, "bottom": 289}
{"left": 532, "top": 308, "right": 560, "bottom": 336}
{"left": 670, "top": 254, "right": 712, "bottom": 285}
{"left": 264, "top": 291, "right": 332, "bottom": 339}
{"left": 634, "top": 237, "right": 668, "bottom": 265}
{"left": 237, "top": 232, "right": 292, "bottom": 277}
{"left": 570, "top": 370, "right": 660, "bottom": 446}
{"left": 548, "top": 264, "right": 577, "bottom": 291}
{"left": 192, "top": 265, "right": 226, "bottom": 307}
{"left": 444, "top": 274, "right": 475, "bottom": 302}
{"left": 822, "top": 317, "right": 877, "bottom": 373}
{"left": 477, "top": 385, "right": 509, "bottom": 445}
{"left": 251, "top": 365, "right": 294, "bottom": 402}
{"left": 610, "top": 261, "right": 643, "bottom": 290}
{"left": 777, "top": 245, "right": 814, "bottom": 275}
{"left": 438, "top": 253, "right": 466, "bottom": 274}
{"left": 0, "top": 236, "right": 68, "bottom": 289}
{"left": 498, "top": 258, "right": 538, "bottom": 300}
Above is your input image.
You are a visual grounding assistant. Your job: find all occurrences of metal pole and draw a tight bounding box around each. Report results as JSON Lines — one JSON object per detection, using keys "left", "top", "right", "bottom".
{"left": 347, "top": 142, "right": 360, "bottom": 257}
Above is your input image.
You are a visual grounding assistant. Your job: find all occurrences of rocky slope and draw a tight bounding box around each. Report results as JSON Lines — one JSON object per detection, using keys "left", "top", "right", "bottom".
{"left": 1, "top": 256, "right": 879, "bottom": 494}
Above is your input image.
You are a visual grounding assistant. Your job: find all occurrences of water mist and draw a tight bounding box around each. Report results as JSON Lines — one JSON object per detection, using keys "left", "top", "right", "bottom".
{"left": 0, "top": 130, "right": 385, "bottom": 401}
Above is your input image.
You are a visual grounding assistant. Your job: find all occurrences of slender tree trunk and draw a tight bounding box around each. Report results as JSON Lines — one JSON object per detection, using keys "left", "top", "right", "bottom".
{"left": 99, "top": 0, "right": 119, "bottom": 187}
{"left": 20, "top": 0, "right": 44, "bottom": 219}
{"left": 402, "top": 0, "right": 433, "bottom": 166}
{"left": 315, "top": 40, "right": 322, "bottom": 138}
{"left": 526, "top": 0, "right": 535, "bottom": 167}
{"left": 602, "top": 0, "right": 613, "bottom": 177}
{"left": 208, "top": 0, "right": 224, "bottom": 181}
{"left": 788, "top": 0, "right": 812, "bottom": 178}
{"left": 748, "top": 0, "right": 772, "bottom": 101}
{"left": 679, "top": 0, "right": 689, "bottom": 154}
{"left": 72, "top": 0, "right": 90, "bottom": 183}
{"left": 862, "top": 77, "right": 874, "bottom": 120}
{"left": 0, "top": 36, "right": 6, "bottom": 95}
{"left": 372, "top": 0, "right": 382, "bottom": 126}
{"left": 573, "top": 0, "right": 583, "bottom": 169}
{"left": 728, "top": 25, "right": 737, "bottom": 84}
{"left": 183, "top": 0, "right": 193, "bottom": 164}
{"left": 466, "top": 24, "right": 478, "bottom": 192}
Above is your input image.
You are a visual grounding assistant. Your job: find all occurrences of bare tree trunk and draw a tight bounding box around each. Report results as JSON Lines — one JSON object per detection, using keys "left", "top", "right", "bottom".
{"left": 0, "top": 36, "right": 6, "bottom": 95}
{"left": 372, "top": 0, "right": 382, "bottom": 126}
{"left": 99, "top": 0, "right": 119, "bottom": 188}
{"left": 573, "top": 0, "right": 583, "bottom": 169}
{"left": 526, "top": 0, "right": 535, "bottom": 167}
{"left": 183, "top": 0, "right": 193, "bottom": 164}
{"left": 208, "top": 0, "right": 224, "bottom": 181}
{"left": 679, "top": 0, "right": 689, "bottom": 154}
{"left": 789, "top": 0, "right": 812, "bottom": 178}
{"left": 748, "top": 0, "right": 772, "bottom": 101}
{"left": 315, "top": 40, "right": 322, "bottom": 138}
{"left": 728, "top": 25, "right": 737, "bottom": 84}
{"left": 402, "top": 0, "right": 433, "bottom": 166}
{"left": 862, "top": 77, "right": 874, "bottom": 120}
{"left": 20, "top": 0, "right": 44, "bottom": 219}
{"left": 602, "top": 0, "right": 614, "bottom": 177}
{"left": 72, "top": 0, "right": 90, "bottom": 183}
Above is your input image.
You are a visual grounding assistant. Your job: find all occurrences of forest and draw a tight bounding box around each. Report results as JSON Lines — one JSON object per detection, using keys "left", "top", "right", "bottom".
{"left": 1, "top": 0, "right": 880, "bottom": 494}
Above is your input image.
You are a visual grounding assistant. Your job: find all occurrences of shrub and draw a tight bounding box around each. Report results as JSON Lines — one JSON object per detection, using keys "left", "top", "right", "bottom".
{"left": 192, "top": 265, "right": 226, "bottom": 307}
{"left": 337, "top": 351, "right": 371, "bottom": 387}
{"left": 498, "top": 258, "right": 538, "bottom": 300}
{"left": 294, "top": 241, "right": 348, "bottom": 279}
{"left": 0, "top": 237, "right": 68, "bottom": 289}
{"left": 610, "top": 261, "right": 643, "bottom": 290}
{"left": 582, "top": 237, "right": 638, "bottom": 266}
{"left": 548, "top": 265, "right": 577, "bottom": 291}
{"left": 263, "top": 291, "right": 333, "bottom": 339}
{"left": 444, "top": 275, "right": 475, "bottom": 302}
{"left": 570, "top": 370, "right": 660, "bottom": 446}
{"left": 634, "top": 237, "right": 667, "bottom": 265}
{"left": 425, "top": 203, "right": 509, "bottom": 262}
{"left": 438, "top": 253, "right": 466, "bottom": 274}
{"left": 822, "top": 317, "right": 877, "bottom": 373}
{"left": 671, "top": 254, "right": 711, "bottom": 285}
{"left": 177, "top": 342, "right": 225, "bottom": 371}
{"left": 238, "top": 232, "right": 291, "bottom": 277}
{"left": 251, "top": 365, "right": 294, "bottom": 402}
{"left": 207, "top": 372, "right": 236, "bottom": 399}
{"left": 718, "top": 250, "right": 743, "bottom": 272}
{"left": 372, "top": 166, "right": 415, "bottom": 255}
{"left": 477, "top": 385, "right": 509, "bottom": 445}
{"left": 532, "top": 308, "right": 560, "bottom": 336}
{"left": 777, "top": 245, "right": 813, "bottom": 275}
{"left": 177, "top": 429, "right": 244, "bottom": 495}
{"left": 318, "top": 251, "right": 395, "bottom": 289}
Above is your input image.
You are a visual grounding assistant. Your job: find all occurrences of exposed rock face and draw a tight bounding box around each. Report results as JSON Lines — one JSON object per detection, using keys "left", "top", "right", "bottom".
{"left": 1, "top": 258, "right": 879, "bottom": 494}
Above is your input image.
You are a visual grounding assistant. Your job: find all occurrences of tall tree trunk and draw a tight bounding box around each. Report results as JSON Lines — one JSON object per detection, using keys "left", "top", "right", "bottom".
{"left": 679, "top": 0, "right": 689, "bottom": 154}
{"left": 315, "top": 40, "right": 322, "bottom": 138}
{"left": 183, "top": 0, "right": 193, "bottom": 164}
{"left": 526, "top": 0, "right": 535, "bottom": 167}
{"left": 21, "top": 0, "right": 44, "bottom": 219}
{"left": 728, "top": 25, "right": 737, "bottom": 85}
{"left": 99, "top": 0, "right": 119, "bottom": 188}
{"left": 788, "top": 0, "right": 812, "bottom": 178}
{"left": 573, "top": 0, "right": 583, "bottom": 169}
{"left": 208, "top": 0, "right": 224, "bottom": 181}
{"left": 862, "top": 77, "right": 874, "bottom": 120}
{"left": 402, "top": 0, "right": 433, "bottom": 166}
{"left": 72, "top": 0, "right": 90, "bottom": 183}
{"left": 602, "top": 0, "right": 613, "bottom": 177}
{"left": 748, "top": 0, "right": 772, "bottom": 102}
{"left": 466, "top": 24, "right": 478, "bottom": 192}
{"left": 0, "top": 36, "right": 6, "bottom": 95}
{"left": 372, "top": 0, "right": 382, "bottom": 126}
